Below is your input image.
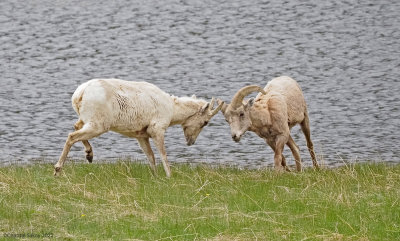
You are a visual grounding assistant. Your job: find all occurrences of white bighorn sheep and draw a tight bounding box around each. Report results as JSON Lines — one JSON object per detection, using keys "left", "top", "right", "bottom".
{"left": 218, "top": 76, "right": 319, "bottom": 171}
{"left": 54, "top": 78, "right": 223, "bottom": 177}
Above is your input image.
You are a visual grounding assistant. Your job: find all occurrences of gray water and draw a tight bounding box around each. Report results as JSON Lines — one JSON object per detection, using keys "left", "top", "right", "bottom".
{"left": 1, "top": 0, "right": 399, "bottom": 168}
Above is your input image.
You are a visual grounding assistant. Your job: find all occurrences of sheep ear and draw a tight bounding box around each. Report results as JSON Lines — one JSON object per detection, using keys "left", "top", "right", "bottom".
{"left": 200, "top": 103, "right": 210, "bottom": 114}
{"left": 245, "top": 98, "right": 254, "bottom": 108}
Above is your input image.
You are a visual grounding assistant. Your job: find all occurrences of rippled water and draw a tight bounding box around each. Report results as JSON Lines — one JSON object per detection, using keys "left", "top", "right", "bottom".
{"left": 1, "top": 0, "right": 399, "bottom": 168}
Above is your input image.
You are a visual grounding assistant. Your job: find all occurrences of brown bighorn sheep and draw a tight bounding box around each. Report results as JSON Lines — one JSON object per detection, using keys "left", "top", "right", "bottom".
{"left": 218, "top": 76, "right": 319, "bottom": 171}
{"left": 54, "top": 79, "right": 223, "bottom": 177}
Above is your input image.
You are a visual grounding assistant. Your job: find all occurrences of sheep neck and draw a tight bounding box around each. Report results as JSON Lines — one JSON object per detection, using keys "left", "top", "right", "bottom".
{"left": 170, "top": 97, "right": 202, "bottom": 126}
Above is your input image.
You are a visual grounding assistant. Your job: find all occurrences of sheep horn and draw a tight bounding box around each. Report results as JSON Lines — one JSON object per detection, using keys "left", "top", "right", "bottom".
{"left": 217, "top": 99, "right": 227, "bottom": 113}
{"left": 230, "top": 85, "right": 266, "bottom": 109}
{"left": 209, "top": 97, "right": 215, "bottom": 110}
{"left": 210, "top": 98, "right": 223, "bottom": 116}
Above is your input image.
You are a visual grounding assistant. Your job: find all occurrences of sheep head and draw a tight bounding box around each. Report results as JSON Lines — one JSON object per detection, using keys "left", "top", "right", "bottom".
{"left": 218, "top": 85, "right": 266, "bottom": 142}
{"left": 182, "top": 97, "right": 223, "bottom": 146}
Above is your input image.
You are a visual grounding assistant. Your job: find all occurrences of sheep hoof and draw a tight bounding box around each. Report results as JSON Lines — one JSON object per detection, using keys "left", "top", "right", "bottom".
{"left": 54, "top": 167, "right": 62, "bottom": 176}
{"left": 85, "top": 150, "right": 93, "bottom": 163}
{"left": 86, "top": 154, "right": 93, "bottom": 163}
{"left": 274, "top": 166, "right": 286, "bottom": 173}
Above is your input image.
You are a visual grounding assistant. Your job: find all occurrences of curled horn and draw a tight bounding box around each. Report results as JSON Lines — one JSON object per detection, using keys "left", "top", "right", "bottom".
{"left": 230, "top": 85, "right": 266, "bottom": 109}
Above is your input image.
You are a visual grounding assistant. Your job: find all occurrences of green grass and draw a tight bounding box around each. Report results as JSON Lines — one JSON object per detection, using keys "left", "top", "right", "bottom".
{"left": 0, "top": 161, "right": 399, "bottom": 240}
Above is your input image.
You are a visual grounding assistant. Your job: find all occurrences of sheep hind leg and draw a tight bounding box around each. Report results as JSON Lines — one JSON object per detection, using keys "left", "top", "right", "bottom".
{"left": 301, "top": 114, "right": 319, "bottom": 169}
{"left": 74, "top": 120, "right": 94, "bottom": 163}
{"left": 137, "top": 137, "right": 157, "bottom": 175}
{"left": 287, "top": 135, "right": 302, "bottom": 171}
{"left": 54, "top": 122, "right": 105, "bottom": 176}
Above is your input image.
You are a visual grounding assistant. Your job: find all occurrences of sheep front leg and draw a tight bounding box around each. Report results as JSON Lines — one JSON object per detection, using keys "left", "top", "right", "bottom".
{"left": 148, "top": 126, "right": 171, "bottom": 178}
{"left": 152, "top": 135, "right": 171, "bottom": 178}
{"left": 137, "top": 137, "right": 157, "bottom": 175}
{"left": 266, "top": 138, "right": 290, "bottom": 172}
{"left": 287, "top": 135, "right": 302, "bottom": 171}
{"left": 272, "top": 135, "right": 288, "bottom": 172}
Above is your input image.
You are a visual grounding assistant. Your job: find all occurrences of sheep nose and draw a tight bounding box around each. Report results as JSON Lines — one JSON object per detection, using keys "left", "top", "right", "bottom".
{"left": 186, "top": 138, "right": 195, "bottom": 146}
{"left": 232, "top": 134, "right": 240, "bottom": 142}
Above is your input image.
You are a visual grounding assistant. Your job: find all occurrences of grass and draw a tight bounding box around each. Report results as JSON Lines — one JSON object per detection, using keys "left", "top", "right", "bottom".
{"left": 0, "top": 161, "right": 399, "bottom": 240}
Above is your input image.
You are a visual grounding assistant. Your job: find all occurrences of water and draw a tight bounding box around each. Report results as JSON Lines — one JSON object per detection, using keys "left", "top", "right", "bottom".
{"left": 1, "top": 0, "right": 399, "bottom": 168}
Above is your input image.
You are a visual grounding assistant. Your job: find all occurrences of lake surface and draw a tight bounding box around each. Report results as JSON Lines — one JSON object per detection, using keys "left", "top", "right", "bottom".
{"left": 1, "top": 0, "right": 399, "bottom": 168}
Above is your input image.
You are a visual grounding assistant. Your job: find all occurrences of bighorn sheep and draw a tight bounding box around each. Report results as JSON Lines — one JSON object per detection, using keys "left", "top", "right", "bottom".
{"left": 54, "top": 78, "right": 223, "bottom": 177}
{"left": 218, "top": 76, "right": 319, "bottom": 171}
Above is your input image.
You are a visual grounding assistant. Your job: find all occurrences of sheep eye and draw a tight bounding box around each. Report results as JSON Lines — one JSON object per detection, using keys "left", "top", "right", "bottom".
{"left": 239, "top": 112, "right": 245, "bottom": 117}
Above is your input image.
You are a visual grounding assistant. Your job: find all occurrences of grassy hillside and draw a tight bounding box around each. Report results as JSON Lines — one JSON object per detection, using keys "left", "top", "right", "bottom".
{"left": 0, "top": 162, "right": 399, "bottom": 240}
